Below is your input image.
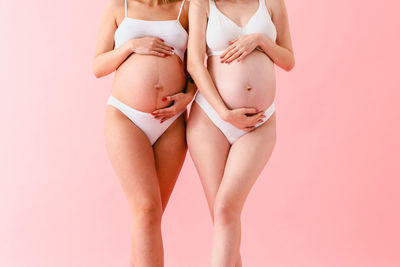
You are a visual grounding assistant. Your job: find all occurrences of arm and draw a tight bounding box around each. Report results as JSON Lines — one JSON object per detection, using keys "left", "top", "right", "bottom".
{"left": 151, "top": 67, "right": 198, "bottom": 123}
{"left": 92, "top": 0, "right": 132, "bottom": 78}
{"left": 187, "top": 0, "right": 230, "bottom": 118}
{"left": 257, "top": 0, "right": 295, "bottom": 71}
{"left": 92, "top": 0, "right": 174, "bottom": 78}
{"left": 151, "top": 2, "right": 198, "bottom": 123}
{"left": 219, "top": 0, "right": 295, "bottom": 71}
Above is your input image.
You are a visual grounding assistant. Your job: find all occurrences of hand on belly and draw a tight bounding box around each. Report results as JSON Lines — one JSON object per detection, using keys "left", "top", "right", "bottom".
{"left": 111, "top": 54, "right": 185, "bottom": 112}
{"left": 208, "top": 51, "right": 276, "bottom": 111}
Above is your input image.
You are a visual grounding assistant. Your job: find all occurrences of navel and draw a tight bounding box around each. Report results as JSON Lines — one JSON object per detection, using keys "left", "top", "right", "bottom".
{"left": 154, "top": 84, "right": 163, "bottom": 91}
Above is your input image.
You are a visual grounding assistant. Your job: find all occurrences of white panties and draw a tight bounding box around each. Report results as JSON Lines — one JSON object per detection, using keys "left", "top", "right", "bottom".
{"left": 194, "top": 91, "right": 275, "bottom": 144}
{"left": 107, "top": 95, "right": 185, "bottom": 145}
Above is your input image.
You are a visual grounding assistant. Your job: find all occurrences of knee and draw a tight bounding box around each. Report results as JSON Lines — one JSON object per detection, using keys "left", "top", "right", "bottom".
{"left": 131, "top": 200, "right": 162, "bottom": 228}
{"left": 213, "top": 200, "right": 241, "bottom": 226}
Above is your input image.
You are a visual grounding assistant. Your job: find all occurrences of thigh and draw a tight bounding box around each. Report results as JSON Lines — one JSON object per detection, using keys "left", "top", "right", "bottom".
{"left": 216, "top": 113, "right": 277, "bottom": 209}
{"left": 153, "top": 111, "right": 188, "bottom": 212}
{"left": 186, "top": 102, "right": 231, "bottom": 217}
{"left": 104, "top": 105, "right": 162, "bottom": 211}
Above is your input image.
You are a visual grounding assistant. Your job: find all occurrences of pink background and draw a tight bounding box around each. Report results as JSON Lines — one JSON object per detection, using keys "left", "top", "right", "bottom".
{"left": 1, "top": 0, "right": 399, "bottom": 266}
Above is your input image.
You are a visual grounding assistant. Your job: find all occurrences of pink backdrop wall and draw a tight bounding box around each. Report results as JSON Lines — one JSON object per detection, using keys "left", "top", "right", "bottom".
{"left": 1, "top": 0, "right": 399, "bottom": 266}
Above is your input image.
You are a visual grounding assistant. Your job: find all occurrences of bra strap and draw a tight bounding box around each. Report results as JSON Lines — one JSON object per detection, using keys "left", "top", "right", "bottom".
{"left": 177, "top": 0, "right": 186, "bottom": 20}
{"left": 124, "top": 0, "right": 128, "bottom": 17}
{"left": 209, "top": 0, "right": 217, "bottom": 16}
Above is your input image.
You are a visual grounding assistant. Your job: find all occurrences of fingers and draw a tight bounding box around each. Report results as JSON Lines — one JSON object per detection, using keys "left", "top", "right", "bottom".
{"left": 153, "top": 113, "right": 174, "bottom": 122}
{"left": 150, "top": 50, "right": 168, "bottom": 57}
{"left": 228, "top": 38, "right": 238, "bottom": 45}
{"left": 224, "top": 49, "right": 243, "bottom": 63}
{"left": 221, "top": 46, "right": 240, "bottom": 63}
{"left": 162, "top": 93, "right": 182, "bottom": 102}
{"left": 152, "top": 115, "right": 172, "bottom": 123}
{"left": 243, "top": 107, "right": 259, "bottom": 115}
{"left": 236, "top": 50, "right": 249, "bottom": 62}
{"left": 152, "top": 93, "right": 184, "bottom": 120}
{"left": 220, "top": 44, "right": 236, "bottom": 61}
{"left": 249, "top": 111, "right": 266, "bottom": 125}
{"left": 154, "top": 46, "right": 174, "bottom": 56}
{"left": 155, "top": 42, "right": 174, "bottom": 54}
{"left": 153, "top": 112, "right": 174, "bottom": 119}
{"left": 243, "top": 126, "right": 256, "bottom": 132}
{"left": 151, "top": 39, "right": 174, "bottom": 56}
{"left": 152, "top": 106, "right": 177, "bottom": 118}
{"left": 160, "top": 116, "right": 172, "bottom": 123}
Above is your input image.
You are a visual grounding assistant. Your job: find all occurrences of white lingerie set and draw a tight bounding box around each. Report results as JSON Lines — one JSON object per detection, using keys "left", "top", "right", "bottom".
{"left": 194, "top": 0, "right": 278, "bottom": 144}
{"left": 107, "top": 0, "right": 188, "bottom": 145}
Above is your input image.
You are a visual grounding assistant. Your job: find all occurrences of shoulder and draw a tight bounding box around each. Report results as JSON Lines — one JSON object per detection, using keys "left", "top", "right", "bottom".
{"left": 103, "top": 0, "right": 125, "bottom": 16}
{"left": 189, "top": 0, "right": 209, "bottom": 9}
{"left": 188, "top": 0, "right": 209, "bottom": 14}
{"left": 268, "top": 0, "right": 289, "bottom": 16}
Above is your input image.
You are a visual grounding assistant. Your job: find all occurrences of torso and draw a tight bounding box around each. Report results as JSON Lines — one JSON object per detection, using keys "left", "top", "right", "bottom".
{"left": 111, "top": 0, "right": 188, "bottom": 113}
{"left": 206, "top": 0, "right": 277, "bottom": 111}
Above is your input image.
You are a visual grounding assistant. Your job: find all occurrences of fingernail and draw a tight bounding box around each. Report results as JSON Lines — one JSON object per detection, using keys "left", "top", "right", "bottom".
{"left": 160, "top": 121, "right": 164, "bottom": 124}
{"left": 164, "top": 54, "right": 167, "bottom": 57}
{"left": 151, "top": 112, "right": 155, "bottom": 115}
{"left": 162, "top": 97, "right": 167, "bottom": 101}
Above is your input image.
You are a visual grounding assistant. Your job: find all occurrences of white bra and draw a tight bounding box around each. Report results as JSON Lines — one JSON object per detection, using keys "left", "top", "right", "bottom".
{"left": 206, "top": 0, "right": 277, "bottom": 56}
{"left": 114, "top": 0, "right": 188, "bottom": 61}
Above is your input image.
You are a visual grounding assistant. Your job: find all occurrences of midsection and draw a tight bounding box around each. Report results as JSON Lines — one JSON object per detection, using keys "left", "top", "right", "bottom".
{"left": 111, "top": 53, "right": 186, "bottom": 113}
{"left": 207, "top": 49, "right": 276, "bottom": 112}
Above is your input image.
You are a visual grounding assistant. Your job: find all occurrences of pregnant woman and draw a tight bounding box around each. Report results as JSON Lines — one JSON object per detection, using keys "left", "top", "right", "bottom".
{"left": 187, "top": 0, "right": 294, "bottom": 266}
{"left": 92, "top": 0, "right": 195, "bottom": 266}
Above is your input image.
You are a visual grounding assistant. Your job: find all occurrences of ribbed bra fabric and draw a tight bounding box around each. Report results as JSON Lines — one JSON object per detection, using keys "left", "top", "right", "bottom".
{"left": 114, "top": 0, "right": 188, "bottom": 61}
{"left": 206, "top": 0, "right": 277, "bottom": 56}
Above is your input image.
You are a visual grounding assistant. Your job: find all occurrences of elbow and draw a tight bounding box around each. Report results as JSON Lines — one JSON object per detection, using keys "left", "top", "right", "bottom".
{"left": 187, "top": 60, "right": 196, "bottom": 77}
{"left": 283, "top": 56, "right": 295, "bottom": 72}
{"left": 93, "top": 70, "right": 102, "bottom": 79}
{"left": 187, "top": 58, "right": 202, "bottom": 77}
{"left": 92, "top": 61, "right": 104, "bottom": 79}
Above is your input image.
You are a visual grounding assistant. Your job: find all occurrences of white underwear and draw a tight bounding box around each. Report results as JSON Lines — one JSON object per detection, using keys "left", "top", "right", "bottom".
{"left": 194, "top": 91, "right": 275, "bottom": 144}
{"left": 107, "top": 95, "right": 185, "bottom": 145}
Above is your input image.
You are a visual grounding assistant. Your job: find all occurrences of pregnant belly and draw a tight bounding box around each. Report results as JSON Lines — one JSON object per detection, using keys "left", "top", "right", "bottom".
{"left": 207, "top": 49, "right": 276, "bottom": 111}
{"left": 111, "top": 53, "right": 186, "bottom": 113}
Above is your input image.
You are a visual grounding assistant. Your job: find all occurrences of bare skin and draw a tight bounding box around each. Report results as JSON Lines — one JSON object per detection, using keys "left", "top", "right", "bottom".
{"left": 93, "top": 0, "right": 195, "bottom": 266}
{"left": 187, "top": 0, "right": 294, "bottom": 266}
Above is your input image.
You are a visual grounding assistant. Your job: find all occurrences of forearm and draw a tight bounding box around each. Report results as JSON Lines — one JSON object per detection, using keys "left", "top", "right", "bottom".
{"left": 257, "top": 34, "right": 295, "bottom": 71}
{"left": 187, "top": 62, "right": 229, "bottom": 118}
{"left": 92, "top": 42, "right": 132, "bottom": 78}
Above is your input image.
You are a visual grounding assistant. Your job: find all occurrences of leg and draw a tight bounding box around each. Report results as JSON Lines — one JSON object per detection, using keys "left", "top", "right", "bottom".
{"left": 211, "top": 113, "right": 277, "bottom": 267}
{"left": 153, "top": 111, "right": 188, "bottom": 213}
{"left": 104, "top": 105, "right": 164, "bottom": 267}
{"left": 187, "top": 102, "right": 230, "bottom": 214}
{"left": 187, "top": 102, "right": 244, "bottom": 266}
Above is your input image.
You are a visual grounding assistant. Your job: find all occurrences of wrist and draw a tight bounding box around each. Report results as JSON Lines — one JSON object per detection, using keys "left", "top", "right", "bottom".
{"left": 255, "top": 33, "right": 264, "bottom": 46}
{"left": 256, "top": 34, "right": 273, "bottom": 51}
{"left": 218, "top": 108, "right": 231, "bottom": 121}
{"left": 128, "top": 39, "right": 136, "bottom": 53}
